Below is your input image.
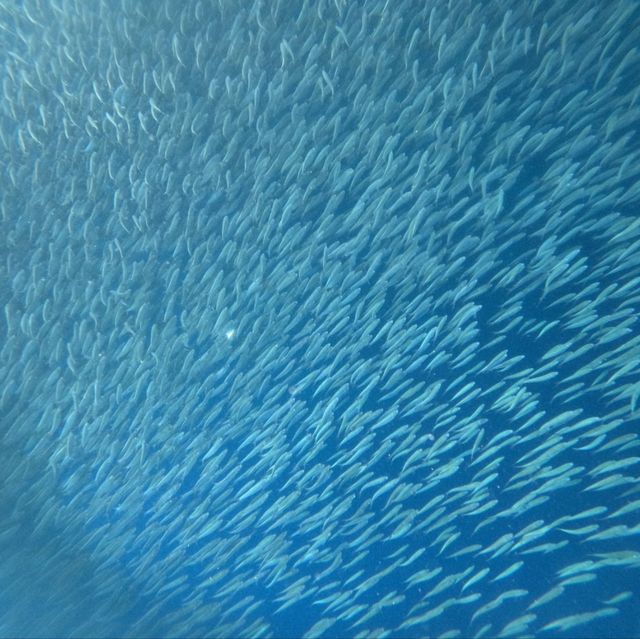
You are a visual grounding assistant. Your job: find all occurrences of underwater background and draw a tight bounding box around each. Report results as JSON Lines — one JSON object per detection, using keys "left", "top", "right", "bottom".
{"left": 1, "top": 0, "right": 639, "bottom": 637}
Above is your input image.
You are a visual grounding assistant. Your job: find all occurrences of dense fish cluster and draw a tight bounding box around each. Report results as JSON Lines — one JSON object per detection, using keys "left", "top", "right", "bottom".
{"left": 1, "top": 0, "right": 640, "bottom": 637}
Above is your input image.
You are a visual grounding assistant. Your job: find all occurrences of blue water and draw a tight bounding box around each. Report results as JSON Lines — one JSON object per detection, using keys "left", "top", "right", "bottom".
{"left": 1, "top": 0, "right": 639, "bottom": 637}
